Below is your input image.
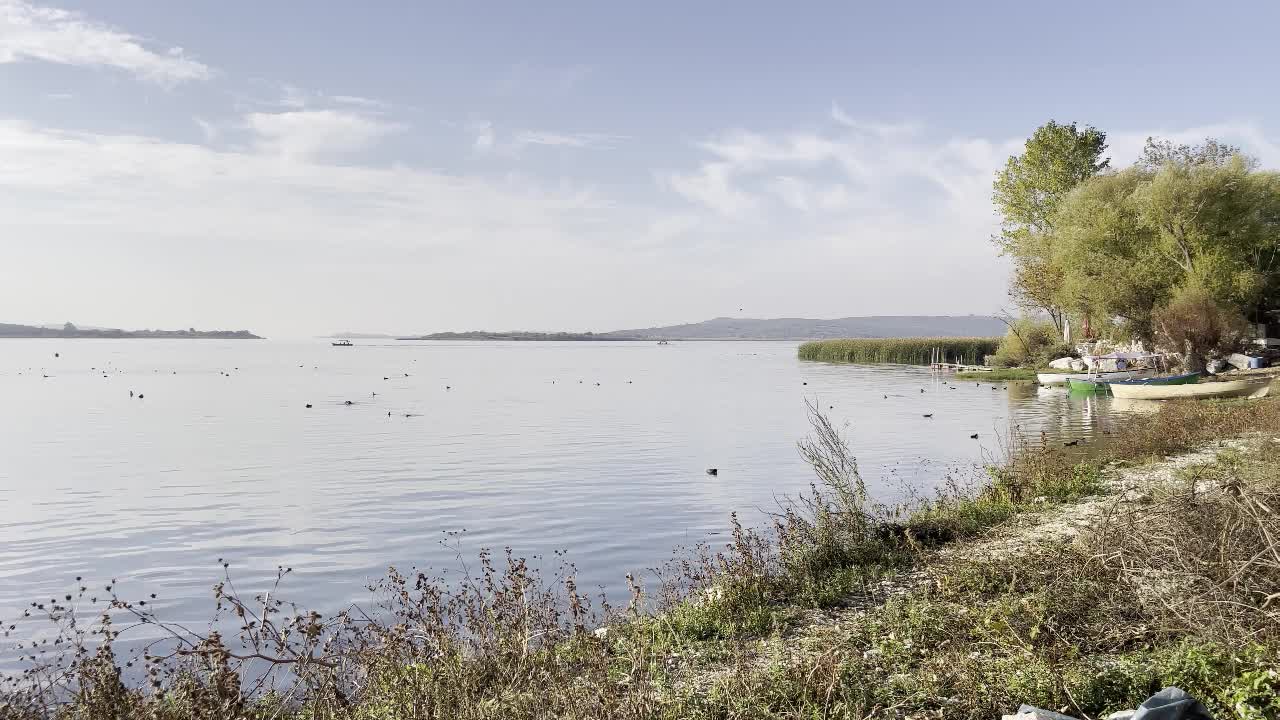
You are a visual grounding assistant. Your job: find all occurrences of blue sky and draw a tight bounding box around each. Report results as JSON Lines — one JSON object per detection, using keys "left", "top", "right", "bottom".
{"left": 3, "top": 1, "right": 1279, "bottom": 337}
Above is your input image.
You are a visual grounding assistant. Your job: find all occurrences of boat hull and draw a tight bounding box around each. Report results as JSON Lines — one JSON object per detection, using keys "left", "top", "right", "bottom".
{"left": 1108, "top": 372, "right": 1200, "bottom": 386}
{"left": 1039, "top": 369, "right": 1152, "bottom": 386}
{"left": 1108, "top": 379, "right": 1272, "bottom": 400}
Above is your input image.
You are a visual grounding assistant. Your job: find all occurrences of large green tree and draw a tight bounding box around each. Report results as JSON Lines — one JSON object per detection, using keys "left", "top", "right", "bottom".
{"left": 992, "top": 121, "right": 1110, "bottom": 332}
{"left": 1050, "top": 141, "right": 1280, "bottom": 369}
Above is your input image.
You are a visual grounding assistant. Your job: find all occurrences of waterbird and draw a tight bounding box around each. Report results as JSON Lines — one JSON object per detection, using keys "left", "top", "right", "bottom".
{"left": 305, "top": 404, "right": 312, "bottom": 409}
{"left": 1063, "top": 440, "right": 1079, "bottom": 447}
{"left": 920, "top": 388, "right": 925, "bottom": 393}
{"left": 445, "top": 385, "right": 451, "bottom": 390}
{"left": 802, "top": 381, "right": 807, "bottom": 385}
{"left": 344, "top": 400, "right": 353, "bottom": 406}
{"left": 883, "top": 394, "right": 888, "bottom": 399}
{"left": 383, "top": 376, "right": 388, "bottom": 380}
{"left": 54, "top": 352, "right": 58, "bottom": 358}
{"left": 706, "top": 468, "right": 718, "bottom": 476}
{"left": 129, "top": 390, "right": 134, "bottom": 397}
{"left": 970, "top": 433, "right": 979, "bottom": 439}
{"left": 137, "top": 394, "right": 143, "bottom": 399}
{"left": 922, "top": 413, "right": 933, "bottom": 418}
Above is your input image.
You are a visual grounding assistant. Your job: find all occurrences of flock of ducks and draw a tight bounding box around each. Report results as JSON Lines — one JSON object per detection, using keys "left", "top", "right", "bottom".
{"left": 26, "top": 348, "right": 1078, "bottom": 476}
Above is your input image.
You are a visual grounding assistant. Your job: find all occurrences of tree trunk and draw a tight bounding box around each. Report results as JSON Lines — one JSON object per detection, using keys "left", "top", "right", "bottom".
{"left": 1182, "top": 339, "right": 1207, "bottom": 374}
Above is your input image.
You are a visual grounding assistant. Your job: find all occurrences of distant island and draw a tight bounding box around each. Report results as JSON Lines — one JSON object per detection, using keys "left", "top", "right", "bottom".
{"left": 396, "top": 315, "right": 1006, "bottom": 342}
{"left": 0, "top": 322, "right": 262, "bottom": 339}
{"left": 398, "top": 331, "right": 634, "bottom": 341}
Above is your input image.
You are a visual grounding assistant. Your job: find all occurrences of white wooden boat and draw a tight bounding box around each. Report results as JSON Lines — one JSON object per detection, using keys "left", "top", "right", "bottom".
{"left": 1037, "top": 368, "right": 1153, "bottom": 386}
{"left": 1108, "top": 379, "right": 1271, "bottom": 400}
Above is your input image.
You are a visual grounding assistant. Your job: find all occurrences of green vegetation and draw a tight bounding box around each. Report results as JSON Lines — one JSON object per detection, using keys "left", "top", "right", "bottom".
{"left": 955, "top": 368, "right": 1038, "bottom": 381}
{"left": 797, "top": 337, "right": 999, "bottom": 365}
{"left": 994, "top": 125, "right": 1280, "bottom": 372}
{"left": 4, "top": 398, "right": 1278, "bottom": 719}
{"left": 993, "top": 120, "right": 1110, "bottom": 334}
{"left": 988, "top": 317, "right": 1077, "bottom": 368}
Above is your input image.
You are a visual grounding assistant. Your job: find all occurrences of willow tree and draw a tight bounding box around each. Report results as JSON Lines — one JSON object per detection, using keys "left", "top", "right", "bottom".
{"left": 993, "top": 121, "right": 1110, "bottom": 333}
{"left": 1051, "top": 141, "right": 1280, "bottom": 368}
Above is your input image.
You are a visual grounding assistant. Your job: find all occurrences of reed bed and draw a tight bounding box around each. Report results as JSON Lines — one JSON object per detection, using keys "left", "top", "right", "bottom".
{"left": 797, "top": 337, "right": 999, "bottom": 365}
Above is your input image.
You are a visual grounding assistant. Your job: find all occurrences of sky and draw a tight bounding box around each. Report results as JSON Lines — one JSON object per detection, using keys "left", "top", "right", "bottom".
{"left": 3, "top": 1, "right": 1280, "bottom": 338}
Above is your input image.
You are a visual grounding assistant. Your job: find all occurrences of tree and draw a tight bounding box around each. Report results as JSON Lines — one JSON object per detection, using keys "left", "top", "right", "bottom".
{"left": 993, "top": 121, "right": 1110, "bottom": 332}
{"left": 1138, "top": 136, "right": 1247, "bottom": 171}
{"left": 1050, "top": 139, "right": 1280, "bottom": 364}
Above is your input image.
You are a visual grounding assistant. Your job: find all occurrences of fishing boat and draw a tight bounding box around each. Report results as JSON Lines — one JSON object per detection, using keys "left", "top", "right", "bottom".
{"left": 1108, "top": 372, "right": 1201, "bottom": 386}
{"left": 1068, "top": 372, "right": 1200, "bottom": 394}
{"left": 1038, "top": 368, "right": 1152, "bottom": 386}
{"left": 332, "top": 339, "right": 353, "bottom": 347}
{"left": 1108, "top": 379, "right": 1271, "bottom": 400}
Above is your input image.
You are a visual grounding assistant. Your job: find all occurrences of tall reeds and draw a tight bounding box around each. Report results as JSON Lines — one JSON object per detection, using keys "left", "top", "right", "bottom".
{"left": 797, "top": 337, "right": 999, "bottom": 365}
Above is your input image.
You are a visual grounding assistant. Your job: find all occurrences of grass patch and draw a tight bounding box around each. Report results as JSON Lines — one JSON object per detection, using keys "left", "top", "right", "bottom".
{"left": 956, "top": 367, "right": 1039, "bottom": 381}
{"left": 798, "top": 337, "right": 999, "bottom": 365}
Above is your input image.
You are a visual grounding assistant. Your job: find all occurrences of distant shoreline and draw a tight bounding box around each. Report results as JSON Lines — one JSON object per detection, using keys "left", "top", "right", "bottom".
{"left": 0, "top": 323, "right": 262, "bottom": 340}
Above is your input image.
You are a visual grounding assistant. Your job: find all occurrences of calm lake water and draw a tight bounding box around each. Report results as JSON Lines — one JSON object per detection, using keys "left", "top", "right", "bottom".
{"left": 0, "top": 340, "right": 1122, "bottom": 625}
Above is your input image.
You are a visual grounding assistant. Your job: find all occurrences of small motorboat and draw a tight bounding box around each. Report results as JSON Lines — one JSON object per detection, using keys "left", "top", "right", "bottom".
{"left": 1109, "top": 378, "right": 1271, "bottom": 400}
{"left": 332, "top": 340, "right": 354, "bottom": 347}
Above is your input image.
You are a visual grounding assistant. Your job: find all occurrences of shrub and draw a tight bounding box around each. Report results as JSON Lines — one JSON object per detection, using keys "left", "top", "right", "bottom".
{"left": 990, "top": 318, "right": 1065, "bottom": 367}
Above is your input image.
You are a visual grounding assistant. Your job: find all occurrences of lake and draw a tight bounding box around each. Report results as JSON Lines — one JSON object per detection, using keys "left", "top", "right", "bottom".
{"left": 0, "top": 339, "right": 1119, "bottom": 626}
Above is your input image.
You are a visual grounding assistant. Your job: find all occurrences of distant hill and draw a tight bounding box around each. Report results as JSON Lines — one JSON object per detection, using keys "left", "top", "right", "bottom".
{"left": 0, "top": 322, "right": 262, "bottom": 339}
{"left": 599, "top": 316, "right": 1006, "bottom": 340}
{"left": 402, "top": 316, "right": 1005, "bottom": 342}
{"left": 399, "top": 331, "right": 622, "bottom": 341}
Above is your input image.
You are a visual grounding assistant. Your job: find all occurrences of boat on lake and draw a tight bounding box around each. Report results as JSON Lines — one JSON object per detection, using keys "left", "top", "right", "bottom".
{"left": 332, "top": 340, "right": 353, "bottom": 347}
{"left": 1067, "top": 372, "right": 1200, "bottom": 394}
{"left": 1108, "top": 378, "right": 1271, "bottom": 401}
{"left": 1108, "top": 372, "right": 1201, "bottom": 386}
{"left": 1038, "top": 368, "right": 1152, "bottom": 386}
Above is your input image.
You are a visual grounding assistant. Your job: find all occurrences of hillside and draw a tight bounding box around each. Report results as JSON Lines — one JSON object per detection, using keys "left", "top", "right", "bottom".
{"left": 0, "top": 322, "right": 262, "bottom": 339}
{"left": 600, "top": 315, "right": 1006, "bottom": 340}
{"left": 400, "top": 316, "right": 1004, "bottom": 341}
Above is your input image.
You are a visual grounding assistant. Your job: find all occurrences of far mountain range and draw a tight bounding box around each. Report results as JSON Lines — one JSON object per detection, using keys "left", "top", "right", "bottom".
{"left": 336, "top": 316, "right": 1006, "bottom": 341}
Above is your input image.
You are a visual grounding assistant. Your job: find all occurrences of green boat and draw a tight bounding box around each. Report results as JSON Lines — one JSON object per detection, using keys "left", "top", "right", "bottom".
{"left": 1068, "top": 372, "right": 1201, "bottom": 395}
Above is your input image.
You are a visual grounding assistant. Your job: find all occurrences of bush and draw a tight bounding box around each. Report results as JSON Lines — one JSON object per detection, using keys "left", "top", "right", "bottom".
{"left": 991, "top": 319, "right": 1066, "bottom": 367}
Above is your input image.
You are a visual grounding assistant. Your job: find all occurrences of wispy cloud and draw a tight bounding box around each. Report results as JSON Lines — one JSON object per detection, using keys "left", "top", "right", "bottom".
{"left": 0, "top": 0, "right": 210, "bottom": 85}
{"left": 513, "top": 131, "right": 625, "bottom": 150}
{"left": 471, "top": 123, "right": 622, "bottom": 155}
{"left": 331, "top": 94, "right": 388, "bottom": 110}
{"left": 245, "top": 109, "right": 404, "bottom": 159}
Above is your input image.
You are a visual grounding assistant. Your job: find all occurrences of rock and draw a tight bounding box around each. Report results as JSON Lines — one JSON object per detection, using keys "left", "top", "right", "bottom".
{"left": 1048, "top": 357, "right": 1075, "bottom": 370}
{"left": 1106, "top": 712, "right": 1136, "bottom": 720}
{"left": 1070, "top": 359, "right": 1088, "bottom": 372}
